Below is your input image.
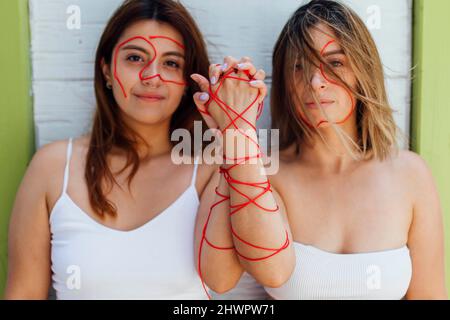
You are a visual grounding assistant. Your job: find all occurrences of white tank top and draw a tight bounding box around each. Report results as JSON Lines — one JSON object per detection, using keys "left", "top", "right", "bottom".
{"left": 265, "top": 242, "right": 412, "bottom": 300}
{"left": 50, "top": 138, "right": 208, "bottom": 299}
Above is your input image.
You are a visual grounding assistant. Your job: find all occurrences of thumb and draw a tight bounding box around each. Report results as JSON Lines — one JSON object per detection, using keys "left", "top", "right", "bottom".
{"left": 190, "top": 73, "right": 210, "bottom": 92}
{"left": 193, "top": 92, "right": 219, "bottom": 130}
{"left": 191, "top": 73, "right": 219, "bottom": 129}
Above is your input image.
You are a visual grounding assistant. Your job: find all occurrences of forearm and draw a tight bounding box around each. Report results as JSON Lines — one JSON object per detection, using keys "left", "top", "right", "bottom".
{"left": 198, "top": 172, "right": 244, "bottom": 294}
{"left": 222, "top": 129, "right": 295, "bottom": 287}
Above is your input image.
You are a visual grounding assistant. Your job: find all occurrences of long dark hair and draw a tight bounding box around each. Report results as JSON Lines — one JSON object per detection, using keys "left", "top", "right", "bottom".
{"left": 87, "top": 0, "right": 210, "bottom": 216}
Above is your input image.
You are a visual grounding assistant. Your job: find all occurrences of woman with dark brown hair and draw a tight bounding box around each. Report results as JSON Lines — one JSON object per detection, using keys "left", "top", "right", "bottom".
{"left": 5, "top": 0, "right": 217, "bottom": 299}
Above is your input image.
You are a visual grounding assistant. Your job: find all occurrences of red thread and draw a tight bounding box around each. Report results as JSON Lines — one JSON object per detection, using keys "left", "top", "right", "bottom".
{"left": 113, "top": 36, "right": 289, "bottom": 299}
{"left": 197, "top": 67, "right": 290, "bottom": 299}
{"left": 113, "top": 35, "right": 187, "bottom": 98}
{"left": 299, "top": 39, "right": 355, "bottom": 128}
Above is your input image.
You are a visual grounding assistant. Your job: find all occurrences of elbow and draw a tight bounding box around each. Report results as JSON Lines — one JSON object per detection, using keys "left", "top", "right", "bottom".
{"left": 205, "top": 276, "right": 241, "bottom": 295}
{"left": 248, "top": 257, "right": 296, "bottom": 288}
{"left": 200, "top": 268, "right": 243, "bottom": 295}
{"left": 255, "top": 272, "right": 292, "bottom": 289}
{"left": 208, "top": 281, "right": 237, "bottom": 295}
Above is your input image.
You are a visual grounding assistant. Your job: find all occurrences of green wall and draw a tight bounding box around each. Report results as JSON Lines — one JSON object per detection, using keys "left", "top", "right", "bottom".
{"left": 412, "top": 0, "right": 450, "bottom": 295}
{"left": 0, "top": 0, "right": 35, "bottom": 298}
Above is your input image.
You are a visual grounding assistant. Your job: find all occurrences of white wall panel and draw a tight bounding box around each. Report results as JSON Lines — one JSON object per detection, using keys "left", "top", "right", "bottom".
{"left": 30, "top": 0, "right": 412, "bottom": 148}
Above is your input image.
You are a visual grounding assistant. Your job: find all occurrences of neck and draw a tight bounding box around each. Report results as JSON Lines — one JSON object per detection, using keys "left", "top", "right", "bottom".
{"left": 299, "top": 120, "right": 360, "bottom": 173}
{"left": 120, "top": 115, "right": 173, "bottom": 160}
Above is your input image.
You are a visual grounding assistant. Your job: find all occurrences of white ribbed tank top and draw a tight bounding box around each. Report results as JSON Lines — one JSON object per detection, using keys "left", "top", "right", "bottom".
{"left": 50, "top": 138, "right": 208, "bottom": 299}
{"left": 265, "top": 242, "right": 412, "bottom": 300}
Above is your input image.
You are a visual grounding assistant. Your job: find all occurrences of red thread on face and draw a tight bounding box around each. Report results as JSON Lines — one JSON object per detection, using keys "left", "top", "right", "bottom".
{"left": 196, "top": 67, "right": 290, "bottom": 299}
{"left": 113, "top": 35, "right": 187, "bottom": 98}
{"left": 299, "top": 39, "right": 356, "bottom": 128}
{"left": 113, "top": 35, "right": 287, "bottom": 299}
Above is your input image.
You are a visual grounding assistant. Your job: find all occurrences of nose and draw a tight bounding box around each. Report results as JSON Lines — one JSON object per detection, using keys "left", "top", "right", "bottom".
{"left": 140, "top": 61, "right": 162, "bottom": 87}
{"left": 310, "top": 68, "right": 327, "bottom": 92}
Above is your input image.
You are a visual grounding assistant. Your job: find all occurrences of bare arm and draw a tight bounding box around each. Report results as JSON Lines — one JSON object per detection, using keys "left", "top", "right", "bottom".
{"left": 4, "top": 143, "right": 63, "bottom": 299}
{"left": 222, "top": 131, "right": 295, "bottom": 288}
{"left": 194, "top": 168, "right": 244, "bottom": 294}
{"left": 405, "top": 152, "right": 447, "bottom": 299}
{"left": 192, "top": 56, "right": 295, "bottom": 289}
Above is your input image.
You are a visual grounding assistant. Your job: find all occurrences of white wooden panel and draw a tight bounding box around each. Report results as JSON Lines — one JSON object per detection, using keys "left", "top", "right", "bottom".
{"left": 30, "top": 0, "right": 412, "bottom": 148}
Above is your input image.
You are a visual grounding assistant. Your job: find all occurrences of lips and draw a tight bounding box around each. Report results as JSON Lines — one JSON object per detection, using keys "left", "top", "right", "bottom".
{"left": 134, "top": 93, "right": 165, "bottom": 102}
{"left": 305, "top": 99, "right": 334, "bottom": 109}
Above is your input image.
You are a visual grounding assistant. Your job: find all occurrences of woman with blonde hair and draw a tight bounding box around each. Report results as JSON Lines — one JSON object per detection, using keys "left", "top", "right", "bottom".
{"left": 192, "top": 0, "right": 447, "bottom": 299}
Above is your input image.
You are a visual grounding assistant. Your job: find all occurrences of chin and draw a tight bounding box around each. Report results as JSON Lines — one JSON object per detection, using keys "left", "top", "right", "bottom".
{"left": 316, "top": 121, "right": 331, "bottom": 129}
{"left": 139, "top": 113, "right": 169, "bottom": 125}
{"left": 123, "top": 108, "right": 168, "bottom": 126}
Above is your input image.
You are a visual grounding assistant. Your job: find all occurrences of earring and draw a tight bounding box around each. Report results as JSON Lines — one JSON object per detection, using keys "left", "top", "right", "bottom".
{"left": 106, "top": 83, "right": 112, "bottom": 89}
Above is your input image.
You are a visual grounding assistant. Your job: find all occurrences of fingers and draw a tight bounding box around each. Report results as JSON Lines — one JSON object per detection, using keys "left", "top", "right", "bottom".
{"left": 192, "top": 90, "right": 209, "bottom": 113}
{"left": 204, "top": 56, "right": 267, "bottom": 105}
{"left": 209, "top": 64, "right": 222, "bottom": 86}
{"left": 221, "top": 56, "right": 240, "bottom": 74}
{"left": 210, "top": 56, "right": 240, "bottom": 86}
{"left": 192, "top": 91, "right": 219, "bottom": 129}
{"left": 235, "top": 58, "right": 266, "bottom": 101}
{"left": 237, "top": 60, "right": 266, "bottom": 102}
{"left": 240, "top": 56, "right": 253, "bottom": 64}
{"left": 252, "top": 69, "right": 266, "bottom": 81}
{"left": 190, "top": 73, "right": 220, "bottom": 129}
{"left": 236, "top": 62, "right": 258, "bottom": 79}
{"left": 192, "top": 91, "right": 210, "bottom": 107}
{"left": 209, "top": 56, "right": 265, "bottom": 85}
{"left": 190, "top": 73, "right": 210, "bottom": 92}
{"left": 249, "top": 80, "right": 267, "bottom": 103}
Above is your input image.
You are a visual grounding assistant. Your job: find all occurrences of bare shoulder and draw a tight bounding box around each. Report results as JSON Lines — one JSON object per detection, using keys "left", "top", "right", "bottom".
{"left": 30, "top": 136, "right": 89, "bottom": 204}
{"left": 393, "top": 149, "right": 428, "bottom": 167}
{"left": 388, "top": 149, "right": 438, "bottom": 204}
{"left": 10, "top": 138, "right": 74, "bottom": 223}
{"left": 31, "top": 136, "right": 91, "bottom": 177}
{"left": 29, "top": 139, "right": 72, "bottom": 179}
{"left": 72, "top": 134, "right": 91, "bottom": 151}
{"left": 389, "top": 149, "right": 434, "bottom": 182}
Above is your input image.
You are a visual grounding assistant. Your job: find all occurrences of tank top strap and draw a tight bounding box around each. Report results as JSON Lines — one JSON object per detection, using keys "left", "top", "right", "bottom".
{"left": 190, "top": 155, "right": 200, "bottom": 187}
{"left": 62, "top": 138, "right": 73, "bottom": 194}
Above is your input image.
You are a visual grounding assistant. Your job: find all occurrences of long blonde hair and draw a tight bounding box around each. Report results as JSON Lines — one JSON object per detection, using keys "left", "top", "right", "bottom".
{"left": 271, "top": 0, "right": 398, "bottom": 160}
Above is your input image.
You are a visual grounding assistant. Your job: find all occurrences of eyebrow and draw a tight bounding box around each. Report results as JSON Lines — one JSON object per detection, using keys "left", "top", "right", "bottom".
{"left": 322, "top": 49, "right": 345, "bottom": 57}
{"left": 162, "top": 51, "right": 185, "bottom": 59}
{"left": 121, "top": 45, "right": 184, "bottom": 59}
